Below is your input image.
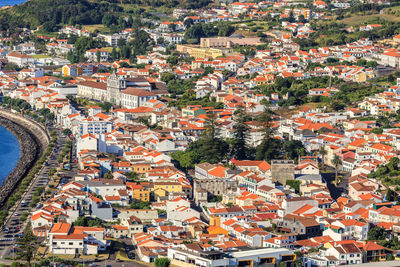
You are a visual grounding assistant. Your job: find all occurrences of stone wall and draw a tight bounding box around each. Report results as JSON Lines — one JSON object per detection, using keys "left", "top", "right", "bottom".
{"left": 0, "top": 109, "right": 50, "bottom": 206}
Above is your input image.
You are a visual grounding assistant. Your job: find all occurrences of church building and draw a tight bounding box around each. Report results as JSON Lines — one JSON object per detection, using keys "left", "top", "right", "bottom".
{"left": 77, "top": 72, "right": 166, "bottom": 108}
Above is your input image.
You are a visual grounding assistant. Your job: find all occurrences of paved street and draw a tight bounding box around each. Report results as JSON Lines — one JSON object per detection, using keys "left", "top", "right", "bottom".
{"left": 0, "top": 125, "right": 145, "bottom": 266}
{"left": 0, "top": 127, "right": 66, "bottom": 260}
{"left": 322, "top": 168, "right": 348, "bottom": 200}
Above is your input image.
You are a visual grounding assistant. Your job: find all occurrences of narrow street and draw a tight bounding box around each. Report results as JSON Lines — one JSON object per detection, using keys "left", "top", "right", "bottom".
{"left": 322, "top": 169, "right": 349, "bottom": 200}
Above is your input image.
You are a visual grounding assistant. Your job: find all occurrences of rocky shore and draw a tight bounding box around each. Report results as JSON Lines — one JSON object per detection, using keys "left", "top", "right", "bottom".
{"left": 0, "top": 116, "right": 40, "bottom": 206}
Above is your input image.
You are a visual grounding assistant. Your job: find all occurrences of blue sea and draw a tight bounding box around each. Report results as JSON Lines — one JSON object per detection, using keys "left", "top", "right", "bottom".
{"left": 0, "top": 0, "right": 26, "bottom": 7}
{"left": 0, "top": 125, "right": 20, "bottom": 182}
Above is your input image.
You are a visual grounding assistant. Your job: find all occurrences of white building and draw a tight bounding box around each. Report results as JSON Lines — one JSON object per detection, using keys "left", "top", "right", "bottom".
{"left": 7, "top": 52, "right": 34, "bottom": 67}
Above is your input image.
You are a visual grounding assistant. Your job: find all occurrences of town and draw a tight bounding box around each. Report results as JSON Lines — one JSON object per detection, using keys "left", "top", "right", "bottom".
{"left": 0, "top": 0, "right": 400, "bottom": 266}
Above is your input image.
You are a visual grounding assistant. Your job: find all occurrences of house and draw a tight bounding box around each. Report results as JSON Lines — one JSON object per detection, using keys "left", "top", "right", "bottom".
{"left": 361, "top": 241, "right": 394, "bottom": 262}
{"left": 7, "top": 52, "right": 34, "bottom": 67}
{"left": 313, "top": 1, "right": 328, "bottom": 9}
{"left": 280, "top": 214, "right": 321, "bottom": 240}
{"left": 325, "top": 243, "right": 362, "bottom": 265}
{"left": 231, "top": 160, "right": 271, "bottom": 174}
{"left": 85, "top": 49, "right": 110, "bottom": 62}
{"left": 48, "top": 223, "right": 107, "bottom": 255}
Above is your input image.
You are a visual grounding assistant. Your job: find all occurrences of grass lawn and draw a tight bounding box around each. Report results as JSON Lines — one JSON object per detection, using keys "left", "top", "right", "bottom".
{"left": 116, "top": 250, "right": 135, "bottom": 261}
{"left": 31, "top": 54, "right": 50, "bottom": 59}
{"left": 275, "top": 102, "right": 324, "bottom": 119}
{"left": 47, "top": 254, "right": 75, "bottom": 259}
{"left": 35, "top": 245, "right": 47, "bottom": 259}
{"left": 100, "top": 47, "right": 115, "bottom": 53}
{"left": 82, "top": 24, "right": 109, "bottom": 34}
{"left": 79, "top": 254, "right": 108, "bottom": 260}
{"left": 340, "top": 13, "right": 400, "bottom": 26}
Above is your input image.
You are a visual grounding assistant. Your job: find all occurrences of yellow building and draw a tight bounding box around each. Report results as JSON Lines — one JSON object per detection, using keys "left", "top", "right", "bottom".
{"left": 355, "top": 72, "right": 375, "bottom": 83}
{"left": 131, "top": 163, "right": 151, "bottom": 174}
{"left": 209, "top": 215, "right": 221, "bottom": 227}
{"left": 62, "top": 64, "right": 81, "bottom": 77}
{"left": 176, "top": 45, "right": 223, "bottom": 59}
{"left": 153, "top": 181, "right": 182, "bottom": 197}
{"left": 127, "top": 182, "right": 150, "bottom": 202}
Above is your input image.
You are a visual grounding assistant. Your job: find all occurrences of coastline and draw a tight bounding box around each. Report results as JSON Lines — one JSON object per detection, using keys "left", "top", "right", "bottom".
{"left": 0, "top": 113, "right": 45, "bottom": 206}
{"left": 0, "top": 0, "right": 27, "bottom": 8}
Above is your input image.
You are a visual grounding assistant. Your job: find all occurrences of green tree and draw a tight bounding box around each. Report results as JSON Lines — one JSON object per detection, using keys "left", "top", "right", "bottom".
{"left": 386, "top": 188, "right": 397, "bottom": 202}
{"left": 130, "top": 30, "right": 151, "bottom": 56}
{"left": 155, "top": 257, "right": 170, "bottom": 267}
{"left": 231, "top": 106, "right": 250, "bottom": 160}
{"left": 204, "top": 113, "right": 219, "bottom": 140}
{"left": 111, "top": 47, "right": 118, "bottom": 60}
{"left": 104, "top": 170, "right": 113, "bottom": 179}
{"left": 17, "top": 222, "right": 37, "bottom": 266}
{"left": 368, "top": 227, "right": 386, "bottom": 240}
{"left": 96, "top": 50, "right": 101, "bottom": 62}
{"left": 333, "top": 155, "right": 341, "bottom": 185}
{"left": 184, "top": 18, "right": 193, "bottom": 28}
{"left": 366, "top": 61, "right": 378, "bottom": 68}
{"left": 319, "top": 146, "right": 327, "bottom": 170}
{"left": 286, "top": 180, "right": 301, "bottom": 193}
{"left": 130, "top": 201, "right": 151, "bottom": 209}
{"left": 63, "top": 128, "right": 72, "bottom": 136}
{"left": 386, "top": 157, "right": 399, "bottom": 172}
{"left": 256, "top": 103, "right": 281, "bottom": 161}
{"left": 283, "top": 140, "right": 305, "bottom": 161}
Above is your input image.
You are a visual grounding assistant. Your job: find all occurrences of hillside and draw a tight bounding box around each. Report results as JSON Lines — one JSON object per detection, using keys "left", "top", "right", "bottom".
{"left": 0, "top": 0, "right": 122, "bottom": 31}
{"left": 0, "top": 0, "right": 212, "bottom": 32}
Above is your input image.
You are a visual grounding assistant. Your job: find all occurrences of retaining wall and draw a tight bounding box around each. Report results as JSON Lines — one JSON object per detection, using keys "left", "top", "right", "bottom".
{"left": 0, "top": 109, "right": 50, "bottom": 206}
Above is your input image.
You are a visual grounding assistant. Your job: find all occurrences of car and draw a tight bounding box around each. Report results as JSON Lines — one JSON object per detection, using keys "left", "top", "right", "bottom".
{"left": 3, "top": 228, "right": 9, "bottom": 233}
{"left": 14, "top": 212, "right": 19, "bottom": 217}
{"left": 128, "top": 252, "right": 135, "bottom": 259}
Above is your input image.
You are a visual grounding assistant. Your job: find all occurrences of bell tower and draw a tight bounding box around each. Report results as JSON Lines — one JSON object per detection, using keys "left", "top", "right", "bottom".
{"left": 107, "top": 71, "right": 126, "bottom": 105}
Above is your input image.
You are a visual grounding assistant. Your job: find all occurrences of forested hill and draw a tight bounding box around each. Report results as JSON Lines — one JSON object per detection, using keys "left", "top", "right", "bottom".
{"left": 0, "top": 0, "right": 120, "bottom": 31}
{"left": 0, "top": 0, "right": 212, "bottom": 32}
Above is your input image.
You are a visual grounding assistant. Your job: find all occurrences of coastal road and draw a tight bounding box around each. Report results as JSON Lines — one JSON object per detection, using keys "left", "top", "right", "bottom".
{"left": 0, "top": 127, "right": 66, "bottom": 259}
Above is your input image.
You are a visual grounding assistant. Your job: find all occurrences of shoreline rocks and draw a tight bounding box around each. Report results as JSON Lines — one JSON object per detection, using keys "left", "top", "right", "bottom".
{"left": 0, "top": 116, "right": 41, "bottom": 206}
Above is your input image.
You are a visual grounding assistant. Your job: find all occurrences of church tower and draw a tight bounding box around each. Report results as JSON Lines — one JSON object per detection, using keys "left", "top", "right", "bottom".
{"left": 107, "top": 71, "right": 126, "bottom": 105}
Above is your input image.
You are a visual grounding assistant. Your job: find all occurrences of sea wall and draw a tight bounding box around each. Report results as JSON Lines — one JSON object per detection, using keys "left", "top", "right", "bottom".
{"left": 0, "top": 109, "right": 50, "bottom": 206}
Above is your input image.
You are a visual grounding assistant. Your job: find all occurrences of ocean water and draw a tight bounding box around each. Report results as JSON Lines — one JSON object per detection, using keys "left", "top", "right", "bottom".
{"left": 0, "top": 125, "right": 20, "bottom": 182}
{"left": 0, "top": 0, "right": 26, "bottom": 7}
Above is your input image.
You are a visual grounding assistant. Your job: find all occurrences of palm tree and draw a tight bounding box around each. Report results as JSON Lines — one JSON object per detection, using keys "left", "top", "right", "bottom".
{"left": 319, "top": 146, "right": 327, "bottom": 170}
{"left": 333, "top": 155, "right": 341, "bottom": 186}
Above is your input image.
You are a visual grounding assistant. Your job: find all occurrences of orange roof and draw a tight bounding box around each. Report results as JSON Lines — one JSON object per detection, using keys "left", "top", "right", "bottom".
{"left": 348, "top": 139, "right": 366, "bottom": 148}
{"left": 293, "top": 204, "right": 315, "bottom": 215}
{"left": 50, "top": 223, "right": 71, "bottom": 234}
{"left": 208, "top": 165, "right": 227, "bottom": 178}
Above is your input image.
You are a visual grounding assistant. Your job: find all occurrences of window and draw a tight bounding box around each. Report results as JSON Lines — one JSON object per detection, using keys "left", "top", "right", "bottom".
{"left": 69, "top": 242, "right": 73, "bottom": 245}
